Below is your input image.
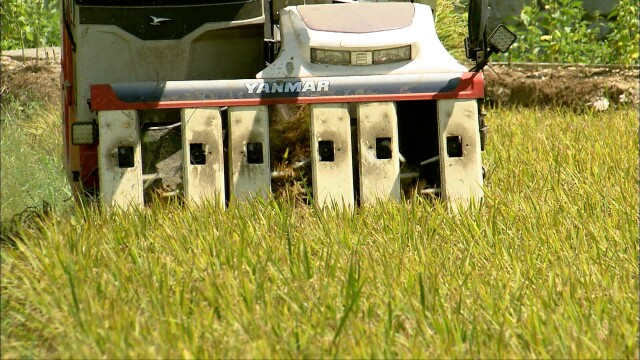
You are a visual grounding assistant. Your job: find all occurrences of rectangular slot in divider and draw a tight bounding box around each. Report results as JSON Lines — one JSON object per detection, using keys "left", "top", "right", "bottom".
{"left": 98, "top": 110, "right": 143, "bottom": 209}
{"left": 227, "top": 106, "right": 270, "bottom": 201}
{"left": 357, "top": 102, "right": 401, "bottom": 204}
{"left": 181, "top": 107, "right": 225, "bottom": 207}
{"left": 437, "top": 99, "right": 483, "bottom": 212}
{"left": 310, "top": 103, "right": 354, "bottom": 210}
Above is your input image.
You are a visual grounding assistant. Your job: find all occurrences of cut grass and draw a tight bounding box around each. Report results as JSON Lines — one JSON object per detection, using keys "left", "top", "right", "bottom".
{"left": 1, "top": 104, "right": 637, "bottom": 358}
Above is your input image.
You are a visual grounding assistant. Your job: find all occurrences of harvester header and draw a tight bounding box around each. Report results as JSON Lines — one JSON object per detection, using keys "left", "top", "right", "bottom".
{"left": 60, "top": 0, "right": 515, "bottom": 211}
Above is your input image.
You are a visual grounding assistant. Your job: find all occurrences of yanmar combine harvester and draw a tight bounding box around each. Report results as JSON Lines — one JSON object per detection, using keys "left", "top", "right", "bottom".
{"left": 61, "top": 0, "right": 515, "bottom": 211}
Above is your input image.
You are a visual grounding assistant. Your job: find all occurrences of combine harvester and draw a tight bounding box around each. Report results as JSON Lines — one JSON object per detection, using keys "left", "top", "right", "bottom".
{"left": 61, "top": 0, "right": 515, "bottom": 211}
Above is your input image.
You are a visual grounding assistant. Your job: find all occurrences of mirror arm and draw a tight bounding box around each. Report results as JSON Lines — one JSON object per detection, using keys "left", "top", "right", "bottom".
{"left": 470, "top": 47, "right": 495, "bottom": 72}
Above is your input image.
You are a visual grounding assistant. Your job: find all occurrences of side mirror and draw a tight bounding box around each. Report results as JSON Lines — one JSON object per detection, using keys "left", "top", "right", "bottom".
{"left": 465, "top": 0, "right": 489, "bottom": 64}
{"left": 465, "top": 0, "right": 517, "bottom": 72}
{"left": 488, "top": 24, "right": 517, "bottom": 53}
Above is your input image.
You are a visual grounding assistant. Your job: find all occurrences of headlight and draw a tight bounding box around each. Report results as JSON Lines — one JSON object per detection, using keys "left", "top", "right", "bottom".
{"left": 373, "top": 45, "right": 411, "bottom": 64}
{"left": 488, "top": 25, "right": 517, "bottom": 53}
{"left": 311, "top": 48, "right": 350, "bottom": 65}
{"left": 311, "top": 45, "right": 411, "bottom": 66}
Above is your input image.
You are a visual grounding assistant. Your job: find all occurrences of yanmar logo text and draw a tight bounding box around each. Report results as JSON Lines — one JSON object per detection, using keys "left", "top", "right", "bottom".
{"left": 245, "top": 80, "right": 330, "bottom": 94}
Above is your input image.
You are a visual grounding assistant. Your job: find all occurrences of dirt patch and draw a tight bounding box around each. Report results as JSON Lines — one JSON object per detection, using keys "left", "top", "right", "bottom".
{"left": 484, "top": 64, "right": 639, "bottom": 111}
{"left": 1, "top": 56, "right": 61, "bottom": 105}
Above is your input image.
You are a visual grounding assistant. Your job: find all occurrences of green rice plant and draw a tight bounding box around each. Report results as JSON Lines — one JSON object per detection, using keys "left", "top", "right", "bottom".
{"left": 0, "top": 96, "right": 71, "bottom": 222}
{"left": 434, "top": 0, "right": 468, "bottom": 61}
{"left": 1, "top": 106, "right": 637, "bottom": 358}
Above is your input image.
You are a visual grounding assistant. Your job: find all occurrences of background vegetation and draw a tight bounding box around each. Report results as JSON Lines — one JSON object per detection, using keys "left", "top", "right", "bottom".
{"left": 503, "top": 0, "right": 639, "bottom": 65}
{"left": 1, "top": 0, "right": 60, "bottom": 51}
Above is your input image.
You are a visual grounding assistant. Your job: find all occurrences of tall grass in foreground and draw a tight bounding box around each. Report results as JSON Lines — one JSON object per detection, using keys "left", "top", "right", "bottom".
{"left": 1, "top": 107, "right": 638, "bottom": 358}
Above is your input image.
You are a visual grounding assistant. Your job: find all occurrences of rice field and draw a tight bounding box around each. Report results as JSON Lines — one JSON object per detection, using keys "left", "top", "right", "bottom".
{"left": 1, "top": 94, "right": 638, "bottom": 357}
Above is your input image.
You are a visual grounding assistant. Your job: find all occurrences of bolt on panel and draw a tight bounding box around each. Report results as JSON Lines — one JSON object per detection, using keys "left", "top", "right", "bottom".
{"left": 98, "top": 110, "right": 143, "bottom": 210}
{"left": 437, "top": 99, "right": 483, "bottom": 212}
{"left": 310, "top": 103, "right": 354, "bottom": 210}
{"left": 357, "top": 102, "right": 401, "bottom": 204}
{"left": 227, "top": 106, "right": 271, "bottom": 201}
{"left": 181, "top": 108, "right": 225, "bottom": 207}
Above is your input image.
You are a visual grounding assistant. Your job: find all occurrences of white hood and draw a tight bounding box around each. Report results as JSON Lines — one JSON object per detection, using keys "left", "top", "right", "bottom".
{"left": 258, "top": 3, "right": 466, "bottom": 79}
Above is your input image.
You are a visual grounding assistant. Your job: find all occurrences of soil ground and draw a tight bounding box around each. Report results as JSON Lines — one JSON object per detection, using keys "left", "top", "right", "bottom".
{"left": 1, "top": 54, "right": 61, "bottom": 105}
{"left": 484, "top": 63, "right": 639, "bottom": 110}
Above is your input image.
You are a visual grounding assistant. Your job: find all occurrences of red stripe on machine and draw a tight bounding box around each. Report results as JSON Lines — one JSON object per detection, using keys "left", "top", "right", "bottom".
{"left": 90, "top": 72, "right": 484, "bottom": 111}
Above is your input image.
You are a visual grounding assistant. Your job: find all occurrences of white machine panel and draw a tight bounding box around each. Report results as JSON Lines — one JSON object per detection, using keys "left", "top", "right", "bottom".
{"left": 98, "top": 110, "right": 143, "bottom": 209}
{"left": 227, "top": 106, "right": 271, "bottom": 201}
{"left": 437, "top": 99, "right": 483, "bottom": 212}
{"left": 357, "top": 102, "right": 401, "bottom": 204}
{"left": 181, "top": 108, "right": 225, "bottom": 207}
{"left": 310, "top": 103, "right": 354, "bottom": 209}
